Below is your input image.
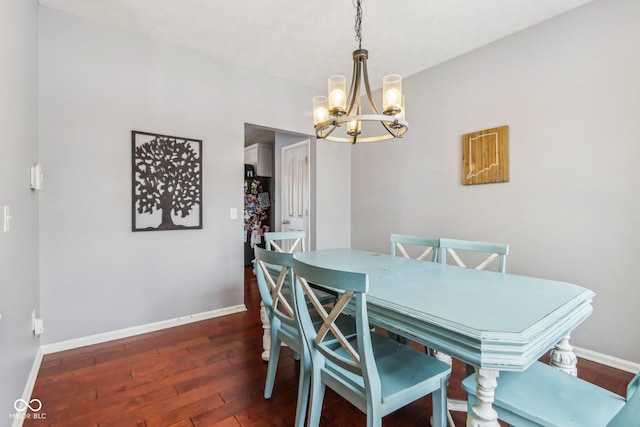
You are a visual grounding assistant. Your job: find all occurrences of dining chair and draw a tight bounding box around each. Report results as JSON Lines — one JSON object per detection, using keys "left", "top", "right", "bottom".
{"left": 255, "top": 247, "right": 357, "bottom": 427}
{"left": 254, "top": 246, "right": 309, "bottom": 427}
{"left": 438, "top": 237, "right": 509, "bottom": 273}
{"left": 388, "top": 233, "right": 439, "bottom": 345}
{"left": 292, "top": 257, "right": 452, "bottom": 427}
{"left": 462, "top": 361, "right": 640, "bottom": 427}
{"left": 437, "top": 237, "right": 509, "bottom": 425}
{"left": 264, "top": 230, "right": 306, "bottom": 253}
{"left": 258, "top": 231, "right": 311, "bottom": 361}
{"left": 390, "top": 233, "right": 440, "bottom": 262}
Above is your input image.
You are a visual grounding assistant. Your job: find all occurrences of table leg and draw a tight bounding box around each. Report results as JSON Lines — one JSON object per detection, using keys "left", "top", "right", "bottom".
{"left": 260, "top": 301, "right": 271, "bottom": 361}
{"left": 466, "top": 368, "right": 500, "bottom": 427}
{"left": 549, "top": 334, "right": 578, "bottom": 376}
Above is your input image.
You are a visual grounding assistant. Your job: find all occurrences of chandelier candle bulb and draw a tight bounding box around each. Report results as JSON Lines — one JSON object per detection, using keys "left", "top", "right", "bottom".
{"left": 313, "top": 96, "right": 329, "bottom": 125}
{"left": 383, "top": 74, "right": 402, "bottom": 115}
{"left": 347, "top": 119, "right": 361, "bottom": 136}
{"left": 328, "top": 75, "right": 347, "bottom": 115}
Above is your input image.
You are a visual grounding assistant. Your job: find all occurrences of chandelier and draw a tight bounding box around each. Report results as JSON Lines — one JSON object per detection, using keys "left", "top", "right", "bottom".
{"left": 312, "top": 0, "right": 408, "bottom": 144}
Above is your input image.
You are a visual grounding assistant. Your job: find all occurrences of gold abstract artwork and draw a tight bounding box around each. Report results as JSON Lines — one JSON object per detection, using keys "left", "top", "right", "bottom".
{"left": 461, "top": 125, "right": 509, "bottom": 185}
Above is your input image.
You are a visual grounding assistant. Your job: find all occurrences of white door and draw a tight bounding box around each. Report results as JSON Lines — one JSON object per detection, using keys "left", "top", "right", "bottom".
{"left": 281, "top": 140, "right": 310, "bottom": 251}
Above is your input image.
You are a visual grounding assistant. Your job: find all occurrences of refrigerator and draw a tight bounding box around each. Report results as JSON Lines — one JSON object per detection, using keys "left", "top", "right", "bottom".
{"left": 244, "top": 164, "right": 272, "bottom": 266}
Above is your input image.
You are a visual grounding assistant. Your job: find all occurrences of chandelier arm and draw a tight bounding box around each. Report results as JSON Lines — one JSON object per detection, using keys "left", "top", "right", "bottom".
{"left": 321, "top": 122, "right": 339, "bottom": 139}
{"left": 380, "top": 121, "right": 397, "bottom": 137}
{"left": 361, "top": 57, "right": 380, "bottom": 115}
{"left": 355, "top": 67, "right": 362, "bottom": 113}
{"left": 345, "top": 60, "right": 360, "bottom": 116}
{"left": 315, "top": 121, "right": 339, "bottom": 139}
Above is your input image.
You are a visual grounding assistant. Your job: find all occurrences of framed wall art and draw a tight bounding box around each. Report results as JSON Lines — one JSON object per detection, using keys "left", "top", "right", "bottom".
{"left": 461, "top": 125, "right": 509, "bottom": 185}
{"left": 131, "top": 130, "right": 202, "bottom": 231}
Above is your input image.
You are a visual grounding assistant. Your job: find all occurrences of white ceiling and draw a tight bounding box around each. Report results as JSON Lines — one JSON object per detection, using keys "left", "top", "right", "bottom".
{"left": 39, "top": 0, "right": 595, "bottom": 93}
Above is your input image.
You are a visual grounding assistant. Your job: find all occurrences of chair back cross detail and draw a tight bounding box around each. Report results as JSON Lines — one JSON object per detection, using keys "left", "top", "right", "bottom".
{"left": 390, "top": 234, "right": 439, "bottom": 262}
{"left": 257, "top": 256, "right": 295, "bottom": 320}
{"left": 439, "top": 237, "right": 509, "bottom": 273}
{"left": 297, "top": 274, "right": 360, "bottom": 366}
{"left": 265, "top": 231, "right": 306, "bottom": 253}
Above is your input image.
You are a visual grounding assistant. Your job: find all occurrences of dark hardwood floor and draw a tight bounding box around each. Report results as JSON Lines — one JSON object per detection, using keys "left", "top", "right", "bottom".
{"left": 24, "top": 267, "right": 633, "bottom": 426}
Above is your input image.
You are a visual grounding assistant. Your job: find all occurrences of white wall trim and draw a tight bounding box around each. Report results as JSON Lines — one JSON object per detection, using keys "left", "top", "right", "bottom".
{"left": 40, "top": 305, "right": 247, "bottom": 355}
{"left": 11, "top": 347, "right": 43, "bottom": 427}
{"left": 574, "top": 346, "right": 640, "bottom": 374}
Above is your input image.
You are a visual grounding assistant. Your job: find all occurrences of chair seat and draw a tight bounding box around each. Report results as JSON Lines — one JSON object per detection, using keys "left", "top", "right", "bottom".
{"left": 462, "top": 362, "right": 625, "bottom": 427}
{"left": 323, "top": 332, "right": 451, "bottom": 414}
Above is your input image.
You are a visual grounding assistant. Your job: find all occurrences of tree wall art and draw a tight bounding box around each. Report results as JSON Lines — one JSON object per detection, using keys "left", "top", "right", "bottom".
{"left": 131, "top": 131, "right": 202, "bottom": 231}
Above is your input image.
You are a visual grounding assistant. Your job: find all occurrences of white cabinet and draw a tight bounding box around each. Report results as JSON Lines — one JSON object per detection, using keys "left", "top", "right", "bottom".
{"left": 244, "top": 143, "right": 273, "bottom": 177}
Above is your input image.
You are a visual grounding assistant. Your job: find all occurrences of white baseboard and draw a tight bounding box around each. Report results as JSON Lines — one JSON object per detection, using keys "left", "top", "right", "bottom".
{"left": 574, "top": 345, "right": 640, "bottom": 374}
{"left": 40, "top": 304, "right": 247, "bottom": 355}
{"left": 12, "top": 347, "right": 44, "bottom": 427}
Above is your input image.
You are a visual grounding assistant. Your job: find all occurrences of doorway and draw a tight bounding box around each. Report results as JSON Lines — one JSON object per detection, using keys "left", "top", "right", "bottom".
{"left": 243, "top": 123, "right": 314, "bottom": 255}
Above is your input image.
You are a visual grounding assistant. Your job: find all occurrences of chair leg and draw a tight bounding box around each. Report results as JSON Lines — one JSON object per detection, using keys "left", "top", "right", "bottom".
{"left": 366, "top": 412, "right": 383, "bottom": 427}
{"left": 431, "top": 377, "right": 448, "bottom": 427}
{"left": 307, "top": 365, "right": 326, "bottom": 427}
{"left": 293, "top": 356, "right": 311, "bottom": 427}
{"left": 264, "top": 332, "right": 282, "bottom": 399}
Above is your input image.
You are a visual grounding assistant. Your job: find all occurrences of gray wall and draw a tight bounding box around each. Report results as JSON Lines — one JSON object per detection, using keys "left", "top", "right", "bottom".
{"left": 37, "top": 7, "right": 348, "bottom": 344}
{"left": 0, "top": 0, "right": 41, "bottom": 416}
{"left": 351, "top": 0, "right": 640, "bottom": 362}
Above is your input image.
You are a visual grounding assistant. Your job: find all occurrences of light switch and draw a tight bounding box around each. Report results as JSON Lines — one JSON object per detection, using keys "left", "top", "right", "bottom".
{"left": 230, "top": 208, "right": 238, "bottom": 220}
{"left": 30, "top": 163, "right": 43, "bottom": 190}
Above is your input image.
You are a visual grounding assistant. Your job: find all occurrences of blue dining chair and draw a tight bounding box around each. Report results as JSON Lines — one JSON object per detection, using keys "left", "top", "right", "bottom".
{"left": 254, "top": 247, "right": 309, "bottom": 427}
{"left": 259, "top": 231, "right": 332, "bottom": 362}
{"left": 390, "top": 233, "right": 440, "bottom": 262}
{"left": 292, "top": 257, "right": 452, "bottom": 427}
{"left": 462, "top": 361, "right": 640, "bottom": 427}
{"left": 255, "top": 247, "right": 356, "bottom": 427}
{"left": 437, "top": 237, "right": 509, "bottom": 424}
{"left": 389, "top": 233, "right": 439, "bottom": 346}
{"left": 264, "top": 230, "right": 306, "bottom": 253}
{"left": 439, "top": 237, "right": 509, "bottom": 273}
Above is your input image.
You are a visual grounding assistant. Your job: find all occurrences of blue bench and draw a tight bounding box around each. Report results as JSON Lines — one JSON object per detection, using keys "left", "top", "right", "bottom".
{"left": 462, "top": 361, "right": 639, "bottom": 426}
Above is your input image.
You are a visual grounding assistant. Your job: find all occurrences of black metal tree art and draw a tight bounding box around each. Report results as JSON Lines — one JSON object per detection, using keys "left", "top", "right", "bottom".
{"left": 132, "top": 131, "right": 202, "bottom": 231}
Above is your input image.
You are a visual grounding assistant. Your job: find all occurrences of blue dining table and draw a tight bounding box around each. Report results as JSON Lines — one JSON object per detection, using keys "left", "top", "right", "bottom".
{"left": 293, "top": 248, "right": 595, "bottom": 427}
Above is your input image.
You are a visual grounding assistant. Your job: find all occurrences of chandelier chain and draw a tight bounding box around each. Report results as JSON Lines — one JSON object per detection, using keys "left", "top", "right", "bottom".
{"left": 353, "top": 0, "right": 363, "bottom": 49}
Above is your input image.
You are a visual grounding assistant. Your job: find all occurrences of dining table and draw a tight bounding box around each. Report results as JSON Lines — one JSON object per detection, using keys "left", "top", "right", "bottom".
{"left": 293, "top": 248, "right": 595, "bottom": 427}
